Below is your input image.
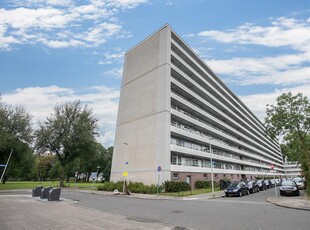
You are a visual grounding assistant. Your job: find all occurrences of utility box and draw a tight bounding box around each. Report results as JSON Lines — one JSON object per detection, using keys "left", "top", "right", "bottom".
{"left": 32, "top": 186, "right": 43, "bottom": 197}
{"left": 48, "top": 188, "right": 61, "bottom": 201}
{"left": 40, "top": 187, "right": 52, "bottom": 199}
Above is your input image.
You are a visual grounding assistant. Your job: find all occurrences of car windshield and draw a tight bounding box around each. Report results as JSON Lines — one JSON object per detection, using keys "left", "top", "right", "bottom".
{"left": 293, "top": 178, "right": 302, "bottom": 182}
{"left": 229, "top": 182, "right": 240, "bottom": 188}
{"left": 282, "top": 181, "right": 294, "bottom": 186}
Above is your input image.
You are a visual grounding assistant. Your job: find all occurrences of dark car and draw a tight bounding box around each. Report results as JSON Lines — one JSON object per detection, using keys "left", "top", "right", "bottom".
{"left": 270, "top": 179, "right": 276, "bottom": 187}
{"left": 256, "top": 180, "right": 267, "bottom": 190}
{"left": 279, "top": 180, "right": 300, "bottom": 196}
{"left": 225, "top": 182, "right": 249, "bottom": 197}
{"left": 264, "top": 179, "right": 271, "bottom": 189}
{"left": 246, "top": 180, "right": 259, "bottom": 193}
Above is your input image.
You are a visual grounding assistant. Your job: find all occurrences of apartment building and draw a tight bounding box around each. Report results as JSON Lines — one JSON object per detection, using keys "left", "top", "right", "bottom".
{"left": 110, "top": 24, "right": 285, "bottom": 187}
{"left": 284, "top": 161, "right": 302, "bottom": 178}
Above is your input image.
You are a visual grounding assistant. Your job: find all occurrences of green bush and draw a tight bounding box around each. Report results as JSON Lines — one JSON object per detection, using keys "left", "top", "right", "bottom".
{"left": 195, "top": 180, "right": 210, "bottom": 189}
{"left": 164, "top": 180, "right": 191, "bottom": 192}
{"left": 97, "top": 181, "right": 123, "bottom": 191}
{"left": 97, "top": 181, "right": 160, "bottom": 194}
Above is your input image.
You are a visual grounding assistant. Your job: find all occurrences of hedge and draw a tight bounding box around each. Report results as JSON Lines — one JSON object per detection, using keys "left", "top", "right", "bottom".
{"left": 163, "top": 180, "right": 191, "bottom": 192}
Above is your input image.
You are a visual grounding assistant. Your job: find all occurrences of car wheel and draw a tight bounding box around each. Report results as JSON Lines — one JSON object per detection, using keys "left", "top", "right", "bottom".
{"left": 239, "top": 191, "right": 242, "bottom": 197}
{"left": 297, "top": 190, "right": 300, "bottom": 196}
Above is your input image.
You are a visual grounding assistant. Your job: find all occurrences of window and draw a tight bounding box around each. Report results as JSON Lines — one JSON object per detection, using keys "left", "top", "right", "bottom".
{"left": 172, "top": 173, "right": 179, "bottom": 180}
{"left": 185, "top": 158, "right": 198, "bottom": 167}
{"left": 214, "top": 174, "right": 218, "bottom": 179}
{"left": 203, "top": 173, "right": 208, "bottom": 179}
{"left": 171, "top": 156, "right": 177, "bottom": 165}
{"left": 202, "top": 160, "right": 210, "bottom": 168}
{"left": 177, "top": 156, "right": 181, "bottom": 165}
{"left": 171, "top": 155, "right": 182, "bottom": 165}
{"left": 231, "top": 174, "right": 234, "bottom": 179}
{"left": 223, "top": 174, "right": 226, "bottom": 178}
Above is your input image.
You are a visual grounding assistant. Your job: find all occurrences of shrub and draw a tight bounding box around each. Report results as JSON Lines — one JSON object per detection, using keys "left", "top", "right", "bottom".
{"left": 164, "top": 180, "right": 191, "bottom": 192}
{"left": 195, "top": 180, "right": 210, "bottom": 189}
{"left": 97, "top": 181, "right": 123, "bottom": 191}
{"left": 97, "top": 181, "right": 161, "bottom": 194}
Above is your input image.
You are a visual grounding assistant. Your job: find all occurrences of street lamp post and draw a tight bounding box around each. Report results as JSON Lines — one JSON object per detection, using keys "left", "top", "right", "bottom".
{"left": 209, "top": 138, "right": 214, "bottom": 197}
{"left": 123, "top": 143, "right": 128, "bottom": 194}
{"left": 260, "top": 157, "right": 263, "bottom": 178}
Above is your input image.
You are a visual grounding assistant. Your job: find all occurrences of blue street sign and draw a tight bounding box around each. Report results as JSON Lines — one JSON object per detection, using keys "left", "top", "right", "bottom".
{"left": 157, "top": 166, "right": 161, "bottom": 172}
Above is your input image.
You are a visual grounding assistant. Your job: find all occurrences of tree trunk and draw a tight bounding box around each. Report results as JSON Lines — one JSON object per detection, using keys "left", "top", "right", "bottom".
{"left": 59, "top": 166, "right": 65, "bottom": 187}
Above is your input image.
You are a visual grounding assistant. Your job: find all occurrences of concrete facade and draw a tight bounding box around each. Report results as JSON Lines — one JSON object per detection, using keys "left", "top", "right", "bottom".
{"left": 111, "top": 25, "right": 285, "bottom": 186}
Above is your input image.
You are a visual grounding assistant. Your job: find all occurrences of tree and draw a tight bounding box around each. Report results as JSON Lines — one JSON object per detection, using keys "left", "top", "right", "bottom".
{"left": 76, "top": 144, "right": 113, "bottom": 182}
{"left": 265, "top": 92, "right": 310, "bottom": 196}
{"left": 34, "top": 100, "right": 99, "bottom": 187}
{"left": 0, "top": 97, "right": 34, "bottom": 180}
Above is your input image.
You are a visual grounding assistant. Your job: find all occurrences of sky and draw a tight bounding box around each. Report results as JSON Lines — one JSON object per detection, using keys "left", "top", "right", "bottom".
{"left": 1, "top": 0, "right": 310, "bottom": 147}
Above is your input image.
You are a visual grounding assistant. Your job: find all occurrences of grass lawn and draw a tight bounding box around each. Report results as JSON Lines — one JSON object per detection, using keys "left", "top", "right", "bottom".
{"left": 162, "top": 187, "right": 221, "bottom": 196}
{"left": 0, "top": 181, "right": 102, "bottom": 190}
{"left": 0, "top": 182, "right": 222, "bottom": 197}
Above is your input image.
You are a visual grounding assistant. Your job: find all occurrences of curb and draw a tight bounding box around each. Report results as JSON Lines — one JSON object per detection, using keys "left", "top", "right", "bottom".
{"left": 266, "top": 197, "right": 310, "bottom": 211}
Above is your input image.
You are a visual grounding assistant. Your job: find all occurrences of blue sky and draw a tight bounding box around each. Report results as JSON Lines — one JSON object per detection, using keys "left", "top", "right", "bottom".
{"left": 1, "top": 0, "right": 310, "bottom": 147}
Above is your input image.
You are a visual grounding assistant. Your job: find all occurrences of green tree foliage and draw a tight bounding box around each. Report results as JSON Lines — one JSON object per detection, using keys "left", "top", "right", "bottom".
{"left": 35, "top": 154, "right": 57, "bottom": 181}
{"left": 76, "top": 144, "right": 113, "bottom": 182}
{"left": 34, "top": 100, "right": 99, "bottom": 187}
{"left": 0, "top": 98, "right": 34, "bottom": 179}
{"left": 265, "top": 92, "right": 310, "bottom": 196}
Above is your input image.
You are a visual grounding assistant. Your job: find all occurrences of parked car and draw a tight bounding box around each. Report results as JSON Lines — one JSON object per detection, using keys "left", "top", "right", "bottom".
{"left": 246, "top": 180, "right": 259, "bottom": 193}
{"left": 270, "top": 179, "right": 276, "bottom": 187}
{"left": 279, "top": 180, "right": 300, "bottom": 196}
{"left": 225, "top": 182, "right": 249, "bottom": 197}
{"left": 264, "top": 179, "right": 271, "bottom": 189}
{"left": 293, "top": 177, "right": 305, "bottom": 190}
{"left": 256, "top": 180, "right": 267, "bottom": 190}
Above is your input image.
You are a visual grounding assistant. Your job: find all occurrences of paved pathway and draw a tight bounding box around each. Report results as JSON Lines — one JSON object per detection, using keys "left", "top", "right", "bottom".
{"left": 0, "top": 194, "right": 175, "bottom": 230}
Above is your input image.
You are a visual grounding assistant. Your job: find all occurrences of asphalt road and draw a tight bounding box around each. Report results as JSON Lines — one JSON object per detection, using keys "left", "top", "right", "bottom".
{"left": 61, "top": 188, "right": 309, "bottom": 230}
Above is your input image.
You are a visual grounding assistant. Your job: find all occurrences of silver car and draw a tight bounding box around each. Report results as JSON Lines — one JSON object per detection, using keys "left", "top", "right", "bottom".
{"left": 293, "top": 177, "right": 305, "bottom": 190}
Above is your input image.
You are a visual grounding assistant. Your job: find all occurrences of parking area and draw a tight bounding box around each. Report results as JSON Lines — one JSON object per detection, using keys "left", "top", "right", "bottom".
{"left": 223, "top": 179, "right": 305, "bottom": 202}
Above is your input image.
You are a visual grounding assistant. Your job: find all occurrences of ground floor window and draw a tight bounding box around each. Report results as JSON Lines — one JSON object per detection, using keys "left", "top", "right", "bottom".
{"left": 172, "top": 173, "right": 179, "bottom": 180}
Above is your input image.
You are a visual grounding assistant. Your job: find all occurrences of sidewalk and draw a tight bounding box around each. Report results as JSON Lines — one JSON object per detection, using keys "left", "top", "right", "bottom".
{"left": 67, "top": 188, "right": 225, "bottom": 200}
{"left": 267, "top": 195, "right": 310, "bottom": 211}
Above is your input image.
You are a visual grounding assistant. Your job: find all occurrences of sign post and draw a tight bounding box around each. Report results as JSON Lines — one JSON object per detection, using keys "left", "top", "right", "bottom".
{"left": 122, "top": 171, "right": 128, "bottom": 194}
{"left": 157, "top": 166, "right": 161, "bottom": 196}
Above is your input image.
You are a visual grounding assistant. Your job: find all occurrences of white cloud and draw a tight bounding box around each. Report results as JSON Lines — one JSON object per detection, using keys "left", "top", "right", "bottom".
{"left": 2, "top": 85, "right": 120, "bottom": 147}
{"left": 197, "top": 17, "right": 310, "bottom": 87}
{"left": 103, "top": 67, "right": 123, "bottom": 78}
{"left": 240, "top": 84, "right": 310, "bottom": 121}
{"left": 0, "top": 0, "right": 147, "bottom": 50}
{"left": 206, "top": 53, "right": 310, "bottom": 85}
{"left": 198, "top": 17, "right": 310, "bottom": 51}
{"left": 98, "top": 51, "right": 125, "bottom": 64}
